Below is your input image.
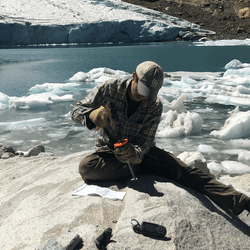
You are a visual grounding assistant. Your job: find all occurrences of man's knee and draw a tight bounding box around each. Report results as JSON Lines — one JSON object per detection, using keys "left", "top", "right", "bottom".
{"left": 79, "top": 155, "right": 99, "bottom": 181}
{"left": 142, "top": 147, "right": 182, "bottom": 180}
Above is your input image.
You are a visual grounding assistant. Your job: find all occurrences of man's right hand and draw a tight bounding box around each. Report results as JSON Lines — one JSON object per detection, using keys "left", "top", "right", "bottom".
{"left": 89, "top": 106, "right": 110, "bottom": 129}
{"left": 114, "top": 142, "right": 142, "bottom": 164}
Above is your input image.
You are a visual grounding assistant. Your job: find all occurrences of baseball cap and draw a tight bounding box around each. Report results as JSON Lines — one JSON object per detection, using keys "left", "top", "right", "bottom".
{"left": 136, "top": 61, "right": 164, "bottom": 101}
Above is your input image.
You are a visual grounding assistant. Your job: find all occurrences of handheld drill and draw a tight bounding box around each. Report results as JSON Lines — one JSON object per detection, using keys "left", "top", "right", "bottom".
{"left": 105, "top": 101, "right": 137, "bottom": 180}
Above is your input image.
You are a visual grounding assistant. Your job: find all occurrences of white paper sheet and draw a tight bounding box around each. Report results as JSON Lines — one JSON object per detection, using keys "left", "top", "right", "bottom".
{"left": 71, "top": 183, "right": 126, "bottom": 200}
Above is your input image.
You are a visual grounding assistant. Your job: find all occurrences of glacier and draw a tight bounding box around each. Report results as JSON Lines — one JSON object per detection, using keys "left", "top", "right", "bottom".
{"left": 0, "top": 0, "right": 216, "bottom": 45}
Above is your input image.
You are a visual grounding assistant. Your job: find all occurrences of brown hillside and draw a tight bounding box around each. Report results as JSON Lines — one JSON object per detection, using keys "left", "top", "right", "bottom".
{"left": 122, "top": 0, "right": 250, "bottom": 40}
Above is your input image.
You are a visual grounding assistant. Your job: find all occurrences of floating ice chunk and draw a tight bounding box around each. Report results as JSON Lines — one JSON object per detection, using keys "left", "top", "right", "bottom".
{"left": 157, "top": 110, "right": 184, "bottom": 137}
{"left": 29, "top": 82, "right": 80, "bottom": 94}
{"left": 159, "top": 110, "right": 177, "bottom": 127}
{"left": 221, "top": 161, "right": 250, "bottom": 175}
{"left": 159, "top": 87, "right": 180, "bottom": 105}
{"left": 157, "top": 126, "right": 184, "bottom": 137}
{"left": 241, "top": 63, "right": 250, "bottom": 68}
{"left": 157, "top": 110, "right": 202, "bottom": 137}
{"left": 12, "top": 140, "right": 25, "bottom": 146}
{"left": 69, "top": 72, "right": 89, "bottom": 82}
{"left": 86, "top": 67, "right": 130, "bottom": 83}
{"left": 193, "top": 39, "right": 250, "bottom": 46}
{"left": 163, "top": 95, "right": 187, "bottom": 113}
{"left": 238, "top": 150, "right": 250, "bottom": 165}
{"left": 223, "top": 67, "right": 250, "bottom": 77}
{"left": 236, "top": 85, "right": 250, "bottom": 94}
{"left": 205, "top": 95, "right": 250, "bottom": 107}
{"left": 221, "top": 149, "right": 243, "bottom": 155}
{"left": 224, "top": 59, "right": 250, "bottom": 70}
{"left": 210, "top": 106, "right": 250, "bottom": 139}
{"left": 9, "top": 93, "right": 74, "bottom": 109}
{"left": 69, "top": 126, "right": 86, "bottom": 132}
{"left": 182, "top": 113, "right": 193, "bottom": 135}
{"left": 207, "top": 162, "right": 223, "bottom": 174}
{"left": 225, "top": 59, "right": 242, "bottom": 70}
{"left": 197, "top": 144, "right": 217, "bottom": 153}
{"left": 220, "top": 69, "right": 250, "bottom": 86}
{"left": 9, "top": 95, "right": 52, "bottom": 109}
{"left": 0, "top": 118, "right": 46, "bottom": 131}
{"left": 167, "top": 79, "right": 191, "bottom": 90}
{"left": 228, "top": 139, "right": 250, "bottom": 148}
{"left": 181, "top": 76, "right": 197, "bottom": 85}
{"left": 41, "top": 140, "right": 51, "bottom": 144}
{"left": 0, "top": 92, "right": 10, "bottom": 110}
{"left": 95, "top": 74, "right": 115, "bottom": 83}
{"left": 47, "top": 129, "right": 68, "bottom": 140}
{"left": 185, "top": 112, "right": 203, "bottom": 135}
{"left": 178, "top": 151, "right": 206, "bottom": 166}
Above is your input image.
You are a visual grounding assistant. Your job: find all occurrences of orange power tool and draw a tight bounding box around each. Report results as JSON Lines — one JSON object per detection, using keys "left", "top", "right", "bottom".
{"left": 107, "top": 101, "right": 137, "bottom": 180}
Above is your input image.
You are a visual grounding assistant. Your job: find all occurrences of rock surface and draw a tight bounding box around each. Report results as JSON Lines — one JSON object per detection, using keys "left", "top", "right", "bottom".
{"left": 1, "top": 151, "right": 250, "bottom": 250}
{"left": 124, "top": 0, "right": 250, "bottom": 40}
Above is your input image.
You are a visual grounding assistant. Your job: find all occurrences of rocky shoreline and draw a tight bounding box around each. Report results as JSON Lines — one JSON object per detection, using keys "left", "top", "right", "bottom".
{"left": 0, "top": 144, "right": 46, "bottom": 159}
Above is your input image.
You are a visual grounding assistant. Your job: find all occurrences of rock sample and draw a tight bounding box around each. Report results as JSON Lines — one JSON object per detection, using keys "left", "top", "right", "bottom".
{"left": 239, "top": 7, "right": 250, "bottom": 19}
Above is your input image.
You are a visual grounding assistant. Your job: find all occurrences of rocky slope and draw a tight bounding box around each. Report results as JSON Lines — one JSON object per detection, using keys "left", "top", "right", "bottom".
{"left": 122, "top": 0, "right": 250, "bottom": 40}
{"left": 1, "top": 151, "right": 250, "bottom": 250}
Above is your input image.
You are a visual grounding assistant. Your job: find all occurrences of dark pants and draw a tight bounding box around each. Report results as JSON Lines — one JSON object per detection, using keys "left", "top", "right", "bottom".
{"left": 79, "top": 146, "right": 249, "bottom": 216}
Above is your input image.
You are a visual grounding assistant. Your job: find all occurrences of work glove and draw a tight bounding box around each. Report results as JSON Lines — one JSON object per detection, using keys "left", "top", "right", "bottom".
{"left": 89, "top": 106, "right": 110, "bottom": 129}
{"left": 89, "top": 102, "right": 119, "bottom": 130}
{"left": 114, "top": 143, "right": 142, "bottom": 164}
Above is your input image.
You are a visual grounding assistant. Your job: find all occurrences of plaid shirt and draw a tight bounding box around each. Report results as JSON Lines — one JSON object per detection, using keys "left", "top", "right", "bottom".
{"left": 70, "top": 78, "right": 163, "bottom": 159}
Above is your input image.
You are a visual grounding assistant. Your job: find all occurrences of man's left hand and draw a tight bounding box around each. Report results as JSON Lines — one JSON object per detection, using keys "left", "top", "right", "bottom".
{"left": 114, "top": 143, "right": 142, "bottom": 164}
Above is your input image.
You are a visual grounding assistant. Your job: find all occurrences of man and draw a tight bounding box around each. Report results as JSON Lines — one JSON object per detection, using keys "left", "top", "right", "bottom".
{"left": 71, "top": 61, "right": 250, "bottom": 217}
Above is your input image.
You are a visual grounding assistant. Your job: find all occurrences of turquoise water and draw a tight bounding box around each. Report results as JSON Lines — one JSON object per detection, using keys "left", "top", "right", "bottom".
{"left": 0, "top": 41, "right": 250, "bottom": 159}
{"left": 1, "top": 42, "right": 250, "bottom": 96}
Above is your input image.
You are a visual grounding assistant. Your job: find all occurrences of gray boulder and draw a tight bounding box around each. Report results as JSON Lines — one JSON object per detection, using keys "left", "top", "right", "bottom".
{"left": 0, "top": 151, "right": 250, "bottom": 250}
{"left": 0, "top": 145, "right": 19, "bottom": 159}
{"left": 25, "top": 144, "right": 45, "bottom": 157}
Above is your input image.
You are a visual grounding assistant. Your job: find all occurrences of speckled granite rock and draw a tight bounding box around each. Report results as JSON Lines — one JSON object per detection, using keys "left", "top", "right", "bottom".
{"left": 1, "top": 151, "right": 250, "bottom": 250}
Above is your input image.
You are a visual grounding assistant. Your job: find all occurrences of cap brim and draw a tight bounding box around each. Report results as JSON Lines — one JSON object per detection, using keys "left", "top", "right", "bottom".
{"left": 137, "top": 80, "right": 158, "bottom": 101}
{"left": 137, "top": 80, "right": 150, "bottom": 97}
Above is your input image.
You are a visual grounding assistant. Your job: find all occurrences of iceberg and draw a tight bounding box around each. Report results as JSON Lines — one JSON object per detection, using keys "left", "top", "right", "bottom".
{"left": 0, "top": 92, "right": 10, "bottom": 110}
{"left": 210, "top": 107, "right": 250, "bottom": 139}
{"left": 9, "top": 93, "right": 74, "bottom": 109}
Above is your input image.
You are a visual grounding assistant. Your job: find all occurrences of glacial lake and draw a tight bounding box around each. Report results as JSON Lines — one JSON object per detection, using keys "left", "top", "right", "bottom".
{"left": 0, "top": 41, "right": 250, "bottom": 163}
{"left": 1, "top": 41, "right": 250, "bottom": 96}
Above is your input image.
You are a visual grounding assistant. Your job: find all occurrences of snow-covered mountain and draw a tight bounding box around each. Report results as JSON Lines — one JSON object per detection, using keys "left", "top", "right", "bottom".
{"left": 0, "top": 0, "right": 215, "bottom": 45}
